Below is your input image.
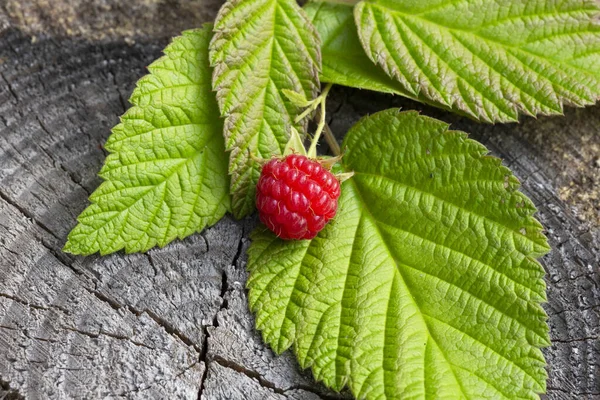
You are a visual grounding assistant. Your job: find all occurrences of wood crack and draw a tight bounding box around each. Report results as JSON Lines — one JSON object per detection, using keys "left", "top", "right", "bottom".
{"left": 61, "top": 325, "right": 155, "bottom": 350}
{"left": 0, "top": 71, "right": 19, "bottom": 102}
{"left": 212, "top": 356, "right": 286, "bottom": 396}
{"left": 0, "top": 189, "right": 61, "bottom": 243}
{"left": 197, "top": 264, "right": 230, "bottom": 399}
{"left": 0, "top": 292, "right": 71, "bottom": 315}
{"left": 211, "top": 356, "right": 344, "bottom": 400}
{"left": 135, "top": 308, "right": 202, "bottom": 353}
{"left": 86, "top": 288, "right": 203, "bottom": 354}
{"left": 552, "top": 336, "right": 599, "bottom": 344}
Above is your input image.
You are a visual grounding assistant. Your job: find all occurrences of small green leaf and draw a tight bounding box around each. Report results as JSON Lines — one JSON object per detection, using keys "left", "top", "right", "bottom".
{"left": 248, "top": 110, "right": 550, "bottom": 399}
{"left": 304, "top": 1, "right": 408, "bottom": 96}
{"left": 282, "top": 89, "right": 312, "bottom": 108}
{"left": 355, "top": 0, "right": 600, "bottom": 122}
{"left": 283, "top": 127, "right": 307, "bottom": 156}
{"left": 210, "top": 0, "right": 321, "bottom": 218}
{"left": 64, "top": 27, "right": 230, "bottom": 255}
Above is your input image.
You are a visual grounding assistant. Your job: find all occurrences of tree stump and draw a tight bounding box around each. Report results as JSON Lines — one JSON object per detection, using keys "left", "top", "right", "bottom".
{"left": 0, "top": 1, "right": 598, "bottom": 399}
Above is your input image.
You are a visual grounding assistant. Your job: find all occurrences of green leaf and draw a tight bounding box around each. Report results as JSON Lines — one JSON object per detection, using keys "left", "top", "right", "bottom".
{"left": 210, "top": 0, "right": 321, "bottom": 218}
{"left": 248, "top": 110, "right": 550, "bottom": 399}
{"left": 64, "top": 27, "right": 230, "bottom": 255}
{"left": 283, "top": 127, "right": 308, "bottom": 156}
{"left": 355, "top": 0, "right": 600, "bottom": 122}
{"left": 282, "top": 89, "right": 312, "bottom": 108}
{"left": 304, "top": 1, "right": 408, "bottom": 96}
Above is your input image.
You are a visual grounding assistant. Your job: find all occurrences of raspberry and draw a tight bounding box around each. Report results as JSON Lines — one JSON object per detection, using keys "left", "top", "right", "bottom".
{"left": 256, "top": 154, "right": 341, "bottom": 240}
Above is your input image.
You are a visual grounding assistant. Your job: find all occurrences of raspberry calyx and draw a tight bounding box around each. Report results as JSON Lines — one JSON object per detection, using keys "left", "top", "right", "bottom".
{"left": 256, "top": 154, "right": 341, "bottom": 240}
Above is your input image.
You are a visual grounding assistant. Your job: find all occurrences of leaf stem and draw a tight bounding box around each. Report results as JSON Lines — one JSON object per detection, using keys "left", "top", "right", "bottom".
{"left": 295, "top": 83, "right": 333, "bottom": 124}
{"left": 315, "top": 107, "right": 340, "bottom": 156}
{"left": 323, "top": 120, "right": 341, "bottom": 156}
{"left": 295, "top": 100, "right": 320, "bottom": 123}
{"left": 307, "top": 83, "right": 333, "bottom": 157}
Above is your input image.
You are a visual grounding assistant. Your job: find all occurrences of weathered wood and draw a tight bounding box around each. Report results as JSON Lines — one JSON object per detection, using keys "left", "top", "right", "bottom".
{"left": 0, "top": 1, "right": 598, "bottom": 399}
{"left": 1, "top": 0, "right": 224, "bottom": 41}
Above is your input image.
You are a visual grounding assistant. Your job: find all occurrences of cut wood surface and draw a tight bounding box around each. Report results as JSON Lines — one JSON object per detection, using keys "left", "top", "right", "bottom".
{"left": 0, "top": 1, "right": 598, "bottom": 399}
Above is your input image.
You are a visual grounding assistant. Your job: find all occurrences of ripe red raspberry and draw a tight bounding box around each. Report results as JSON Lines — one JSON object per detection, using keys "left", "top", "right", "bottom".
{"left": 256, "top": 154, "right": 341, "bottom": 240}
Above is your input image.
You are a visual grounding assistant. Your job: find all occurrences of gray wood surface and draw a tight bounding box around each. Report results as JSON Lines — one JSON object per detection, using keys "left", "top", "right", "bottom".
{"left": 0, "top": 1, "right": 598, "bottom": 399}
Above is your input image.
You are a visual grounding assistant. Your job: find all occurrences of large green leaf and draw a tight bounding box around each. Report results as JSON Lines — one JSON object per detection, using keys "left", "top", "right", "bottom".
{"left": 65, "top": 27, "right": 230, "bottom": 255}
{"left": 355, "top": 0, "right": 600, "bottom": 122}
{"left": 304, "top": 1, "right": 407, "bottom": 96}
{"left": 248, "top": 110, "right": 550, "bottom": 399}
{"left": 210, "top": 0, "right": 321, "bottom": 218}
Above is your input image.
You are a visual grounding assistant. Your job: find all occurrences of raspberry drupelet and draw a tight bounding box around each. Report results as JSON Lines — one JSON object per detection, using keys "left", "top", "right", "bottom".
{"left": 256, "top": 154, "right": 341, "bottom": 240}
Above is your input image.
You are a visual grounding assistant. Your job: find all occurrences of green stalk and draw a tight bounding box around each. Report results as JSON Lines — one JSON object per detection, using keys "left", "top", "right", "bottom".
{"left": 307, "top": 83, "right": 333, "bottom": 157}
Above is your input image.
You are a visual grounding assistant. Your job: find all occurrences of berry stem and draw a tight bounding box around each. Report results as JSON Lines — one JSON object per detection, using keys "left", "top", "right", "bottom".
{"left": 295, "top": 100, "right": 320, "bottom": 123}
{"left": 307, "top": 83, "right": 333, "bottom": 157}
{"left": 316, "top": 109, "right": 341, "bottom": 156}
{"left": 295, "top": 84, "right": 331, "bottom": 124}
